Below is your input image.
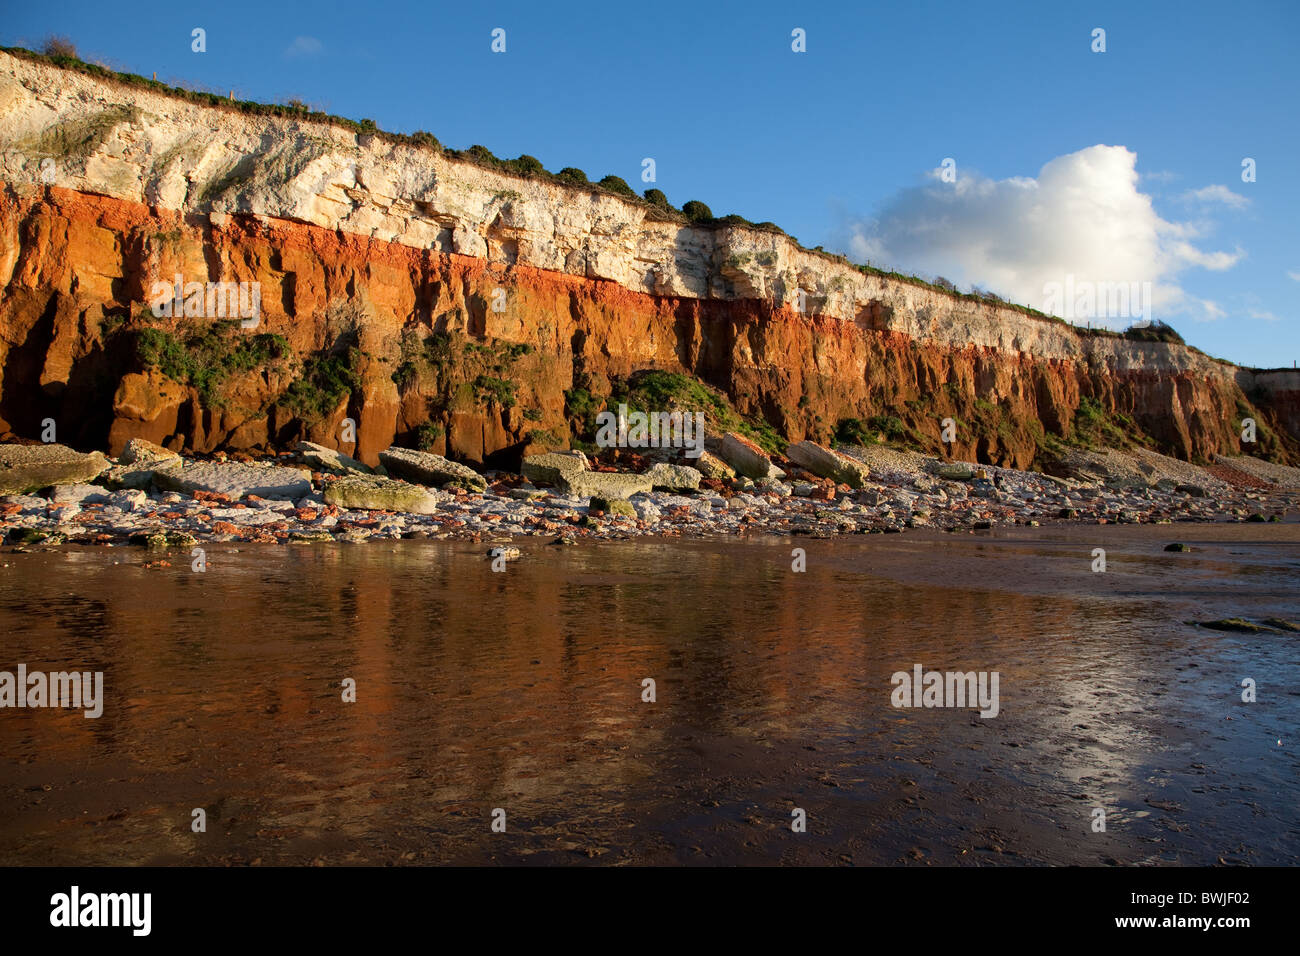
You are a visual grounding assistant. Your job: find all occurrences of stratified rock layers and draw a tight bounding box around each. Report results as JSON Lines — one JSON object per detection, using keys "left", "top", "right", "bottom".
{"left": 0, "top": 50, "right": 1295, "bottom": 468}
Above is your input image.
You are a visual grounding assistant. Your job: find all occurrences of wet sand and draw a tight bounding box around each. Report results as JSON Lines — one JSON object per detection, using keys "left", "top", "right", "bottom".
{"left": 1, "top": 524, "right": 1297, "bottom": 865}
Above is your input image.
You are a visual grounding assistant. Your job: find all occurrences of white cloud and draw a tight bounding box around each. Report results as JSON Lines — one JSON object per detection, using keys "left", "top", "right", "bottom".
{"left": 1288, "top": 270, "right": 1300, "bottom": 282}
{"left": 284, "top": 36, "right": 323, "bottom": 58}
{"left": 846, "top": 145, "right": 1244, "bottom": 324}
{"left": 1182, "top": 184, "right": 1250, "bottom": 209}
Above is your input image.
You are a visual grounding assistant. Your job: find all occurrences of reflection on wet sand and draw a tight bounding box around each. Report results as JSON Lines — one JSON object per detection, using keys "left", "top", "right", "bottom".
{"left": 1, "top": 524, "right": 1296, "bottom": 865}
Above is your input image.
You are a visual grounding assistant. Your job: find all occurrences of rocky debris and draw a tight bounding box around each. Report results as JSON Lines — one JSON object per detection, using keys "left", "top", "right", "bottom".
{"left": 379, "top": 447, "right": 486, "bottom": 491}
{"left": 296, "top": 441, "right": 374, "bottom": 475}
{"left": 645, "top": 463, "right": 702, "bottom": 491}
{"left": 0, "top": 444, "right": 109, "bottom": 494}
{"left": 154, "top": 461, "right": 312, "bottom": 499}
{"left": 718, "top": 433, "right": 784, "bottom": 480}
{"left": 0, "top": 438, "right": 1296, "bottom": 550}
{"left": 1214, "top": 454, "right": 1300, "bottom": 490}
{"left": 323, "top": 475, "right": 442, "bottom": 514}
{"left": 521, "top": 452, "right": 587, "bottom": 486}
{"left": 786, "top": 440, "right": 871, "bottom": 488}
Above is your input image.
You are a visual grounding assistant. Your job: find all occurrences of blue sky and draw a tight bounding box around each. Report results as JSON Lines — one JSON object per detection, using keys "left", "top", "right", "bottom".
{"left": 4, "top": 0, "right": 1297, "bottom": 368}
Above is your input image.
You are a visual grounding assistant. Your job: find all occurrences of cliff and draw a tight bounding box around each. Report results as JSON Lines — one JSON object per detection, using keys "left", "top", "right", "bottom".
{"left": 1, "top": 49, "right": 1295, "bottom": 468}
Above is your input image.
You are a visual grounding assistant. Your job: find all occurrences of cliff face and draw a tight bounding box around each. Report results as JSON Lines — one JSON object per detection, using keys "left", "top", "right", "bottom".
{"left": 1, "top": 51, "right": 1295, "bottom": 468}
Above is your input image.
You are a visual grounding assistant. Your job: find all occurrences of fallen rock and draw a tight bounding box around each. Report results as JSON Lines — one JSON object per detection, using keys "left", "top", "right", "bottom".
{"left": 645, "top": 462, "right": 702, "bottom": 491}
{"left": 562, "top": 471, "right": 653, "bottom": 499}
{"left": 322, "top": 475, "right": 442, "bottom": 514}
{"left": 692, "top": 450, "right": 735, "bottom": 481}
{"left": 379, "top": 447, "right": 486, "bottom": 491}
{"left": 589, "top": 496, "right": 637, "bottom": 517}
{"left": 933, "top": 462, "right": 975, "bottom": 481}
{"left": 1164, "top": 542, "right": 1192, "bottom": 552}
{"left": 718, "top": 432, "right": 784, "bottom": 480}
{"left": 48, "top": 483, "right": 110, "bottom": 505}
{"left": 154, "top": 461, "right": 312, "bottom": 500}
{"left": 296, "top": 441, "right": 374, "bottom": 476}
{"left": 786, "top": 440, "right": 871, "bottom": 488}
{"left": 521, "top": 452, "right": 588, "bottom": 486}
{"left": 0, "top": 444, "right": 108, "bottom": 494}
{"left": 120, "top": 438, "right": 181, "bottom": 466}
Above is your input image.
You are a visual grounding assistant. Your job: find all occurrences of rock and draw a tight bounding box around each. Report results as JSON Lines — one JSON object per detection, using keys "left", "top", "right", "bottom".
{"left": 785, "top": 440, "right": 871, "bottom": 488}
{"left": 718, "top": 432, "right": 784, "bottom": 480}
{"left": 505, "top": 484, "right": 548, "bottom": 501}
{"left": 129, "top": 529, "right": 197, "bottom": 550}
{"left": 379, "top": 447, "right": 486, "bottom": 492}
{"left": 295, "top": 441, "right": 374, "bottom": 475}
{"left": 322, "top": 475, "right": 443, "bottom": 514}
{"left": 562, "top": 471, "right": 653, "bottom": 499}
{"left": 521, "top": 452, "right": 588, "bottom": 486}
{"left": 934, "top": 462, "right": 975, "bottom": 481}
{"left": 692, "top": 451, "right": 735, "bottom": 481}
{"left": 590, "top": 496, "right": 637, "bottom": 517}
{"left": 856, "top": 488, "right": 881, "bottom": 506}
{"left": 793, "top": 482, "right": 816, "bottom": 497}
{"left": 645, "top": 462, "right": 702, "bottom": 491}
{"left": 1246, "top": 513, "right": 1266, "bottom": 523}
{"left": 99, "top": 460, "right": 178, "bottom": 490}
{"left": 1164, "top": 543, "right": 1191, "bottom": 552}
{"left": 1192, "top": 618, "right": 1269, "bottom": 633}
{"left": 120, "top": 438, "right": 181, "bottom": 466}
{"left": 153, "top": 461, "right": 312, "bottom": 500}
{"left": 0, "top": 444, "right": 109, "bottom": 494}
{"left": 48, "top": 483, "right": 110, "bottom": 505}
{"left": 487, "top": 545, "right": 522, "bottom": 560}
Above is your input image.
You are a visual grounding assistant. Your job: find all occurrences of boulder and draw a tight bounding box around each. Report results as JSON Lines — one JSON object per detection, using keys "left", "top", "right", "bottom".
{"left": 379, "top": 447, "right": 486, "bottom": 491}
{"left": 0, "top": 443, "right": 108, "bottom": 494}
{"left": 718, "top": 432, "right": 784, "bottom": 480}
{"left": 323, "top": 475, "right": 442, "bottom": 514}
{"left": 521, "top": 452, "right": 588, "bottom": 486}
{"left": 785, "top": 440, "right": 871, "bottom": 488}
{"left": 48, "top": 483, "right": 110, "bottom": 505}
{"left": 153, "top": 461, "right": 312, "bottom": 500}
{"left": 933, "top": 462, "right": 975, "bottom": 480}
{"left": 1175, "top": 483, "right": 1207, "bottom": 497}
{"left": 120, "top": 437, "right": 181, "bottom": 466}
{"left": 692, "top": 450, "right": 735, "bottom": 480}
{"left": 645, "top": 462, "right": 702, "bottom": 491}
{"left": 296, "top": 441, "right": 374, "bottom": 476}
{"left": 562, "top": 471, "right": 653, "bottom": 499}
{"left": 589, "top": 496, "right": 637, "bottom": 517}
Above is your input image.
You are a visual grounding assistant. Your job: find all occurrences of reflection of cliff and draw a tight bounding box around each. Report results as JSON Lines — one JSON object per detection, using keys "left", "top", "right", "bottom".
{"left": 2, "top": 51, "right": 1295, "bottom": 468}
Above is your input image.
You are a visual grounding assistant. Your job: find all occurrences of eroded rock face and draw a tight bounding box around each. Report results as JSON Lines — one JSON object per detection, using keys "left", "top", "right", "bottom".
{"left": 0, "top": 50, "right": 1295, "bottom": 470}
{"left": 0, "top": 443, "right": 107, "bottom": 493}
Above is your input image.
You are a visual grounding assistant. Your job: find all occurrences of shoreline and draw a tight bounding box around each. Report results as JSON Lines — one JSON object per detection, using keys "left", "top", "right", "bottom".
{"left": 3, "top": 439, "right": 1297, "bottom": 553}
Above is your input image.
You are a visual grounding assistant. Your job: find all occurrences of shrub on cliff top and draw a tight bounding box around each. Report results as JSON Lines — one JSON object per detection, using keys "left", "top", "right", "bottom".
{"left": 681, "top": 200, "right": 713, "bottom": 223}
{"left": 41, "top": 36, "right": 78, "bottom": 59}
{"left": 1123, "top": 320, "right": 1184, "bottom": 345}
{"left": 643, "top": 188, "right": 673, "bottom": 212}
{"left": 556, "top": 167, "right": 588, "bottom": 185}
{"left": 597, "top": 175, "right": 637, "bottom": 199}
{"left": 505, "top": 154, "right": 546, "bottom": 177}
{"left": 410, "top": 130, "right": 440, "bottom": 150}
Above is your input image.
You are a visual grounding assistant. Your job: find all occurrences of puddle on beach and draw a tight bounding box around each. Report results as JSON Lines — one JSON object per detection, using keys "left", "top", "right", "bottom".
{"left": 1, "top": 524, "right": 1296, "bottom": 865}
